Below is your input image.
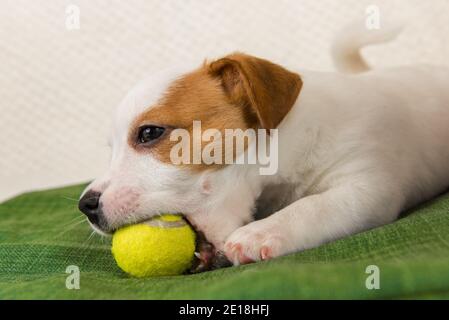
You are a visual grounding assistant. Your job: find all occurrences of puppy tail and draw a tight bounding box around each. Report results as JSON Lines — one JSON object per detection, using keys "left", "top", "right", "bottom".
{"left": 331, "top": 20, "right": 403, "bottom": 74}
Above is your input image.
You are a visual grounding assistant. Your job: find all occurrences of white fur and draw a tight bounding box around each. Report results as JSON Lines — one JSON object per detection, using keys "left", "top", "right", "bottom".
{"left": 331, "top": 19, "right": 403, "bottom": 73}
{"left": 226, "top": 65, "right": 449, "bottom": 263}
{"left": 83, "top": 26, "right": 449, "bottom": 265}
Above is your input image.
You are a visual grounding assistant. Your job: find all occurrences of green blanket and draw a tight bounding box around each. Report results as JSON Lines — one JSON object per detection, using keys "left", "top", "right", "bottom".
{"left": 0, "top": 184, "right": 448, "bottom": 299}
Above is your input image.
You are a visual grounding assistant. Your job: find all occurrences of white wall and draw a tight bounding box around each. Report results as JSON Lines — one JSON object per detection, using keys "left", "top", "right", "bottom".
{"left": 1, "top": 0, "right": 448, "bottom": 201}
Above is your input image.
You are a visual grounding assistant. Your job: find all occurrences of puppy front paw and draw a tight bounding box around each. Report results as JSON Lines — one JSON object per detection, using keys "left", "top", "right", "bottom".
{"left": 188, "top": 230, "right": 232, "bottom": 273}
{"left": 224, "top": 220, "right": 288, "bottom": 265}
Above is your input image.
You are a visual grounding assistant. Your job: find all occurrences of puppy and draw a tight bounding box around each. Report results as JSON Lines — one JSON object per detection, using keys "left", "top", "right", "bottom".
{"left": 79, "top": 24, "right": 449, "bottom": 267}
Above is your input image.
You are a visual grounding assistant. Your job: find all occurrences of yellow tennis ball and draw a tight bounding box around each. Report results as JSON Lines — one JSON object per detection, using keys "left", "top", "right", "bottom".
{"left": 111, "top": 214, "right": 196, "bottom": 277}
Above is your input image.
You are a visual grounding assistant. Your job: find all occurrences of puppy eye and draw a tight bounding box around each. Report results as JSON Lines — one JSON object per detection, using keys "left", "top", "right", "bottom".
{"left": 137, "top": 125, "right": 165, "bottom": 144}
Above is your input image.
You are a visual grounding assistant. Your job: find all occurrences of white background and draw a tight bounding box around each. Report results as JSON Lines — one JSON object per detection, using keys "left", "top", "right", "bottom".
{"left": 1, "top": 0, "right": 448, "bottom": 201}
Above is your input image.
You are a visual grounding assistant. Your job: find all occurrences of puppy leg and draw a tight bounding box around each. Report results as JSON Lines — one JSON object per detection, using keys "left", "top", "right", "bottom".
{"left": 224, "top": 181, "right": 402, "bottom": 265}
{"left": 187, "top": 195, "right": 255, "bottom": 271}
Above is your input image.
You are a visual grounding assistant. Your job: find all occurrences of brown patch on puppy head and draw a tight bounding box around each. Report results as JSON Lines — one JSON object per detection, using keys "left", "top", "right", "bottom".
{"left": 129, "top": 53, "right": 302, "bottom": 170}
{"left": 129, "top": 66, "right": 253, "bottom": 169}
{"left": 209, "top": 52, "right": 303, "bottom": 130}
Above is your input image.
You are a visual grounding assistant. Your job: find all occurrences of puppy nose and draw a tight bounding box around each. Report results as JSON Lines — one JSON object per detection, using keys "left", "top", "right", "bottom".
{"left": 78, "top": 190, "right": 102, "bottom": 224}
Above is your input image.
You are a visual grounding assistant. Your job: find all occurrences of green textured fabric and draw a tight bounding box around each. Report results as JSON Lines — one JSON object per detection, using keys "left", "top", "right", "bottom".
{"left": 0, "top": 184, "right": 448, "bottom": 299}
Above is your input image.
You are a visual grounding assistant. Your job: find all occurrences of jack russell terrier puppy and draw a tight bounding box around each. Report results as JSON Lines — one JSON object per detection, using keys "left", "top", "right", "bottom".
{"left": 79, "top": 23, "right": 449, "bottom": 269}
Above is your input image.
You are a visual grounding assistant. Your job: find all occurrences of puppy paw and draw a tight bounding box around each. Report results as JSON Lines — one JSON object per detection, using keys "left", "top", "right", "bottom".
{"left": 224, "top": 220, "right": 288, "bottom": 265}
{"left": 188, "top": 230, "right": 232, "bottom": 273}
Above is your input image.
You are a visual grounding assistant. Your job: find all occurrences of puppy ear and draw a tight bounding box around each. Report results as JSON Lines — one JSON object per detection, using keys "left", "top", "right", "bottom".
{"left": 208, "top": 52, "right": 302, "bottom": 129}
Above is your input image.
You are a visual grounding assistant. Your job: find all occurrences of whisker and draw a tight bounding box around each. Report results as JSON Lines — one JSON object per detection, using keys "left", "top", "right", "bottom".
{"left": 87, "top": 230, "right": 96, "bottom": 241}
{"left": 26, "top": 217, "right": 90, "bottom": 273}
{"left": 61, "top": 196, "right": 80, "bottom": 202}
{"left": 53, "top": 218, "right": 88, "bottom": 239}
{"left": 61, "top": 214, "right": 86, "bottom": 227}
